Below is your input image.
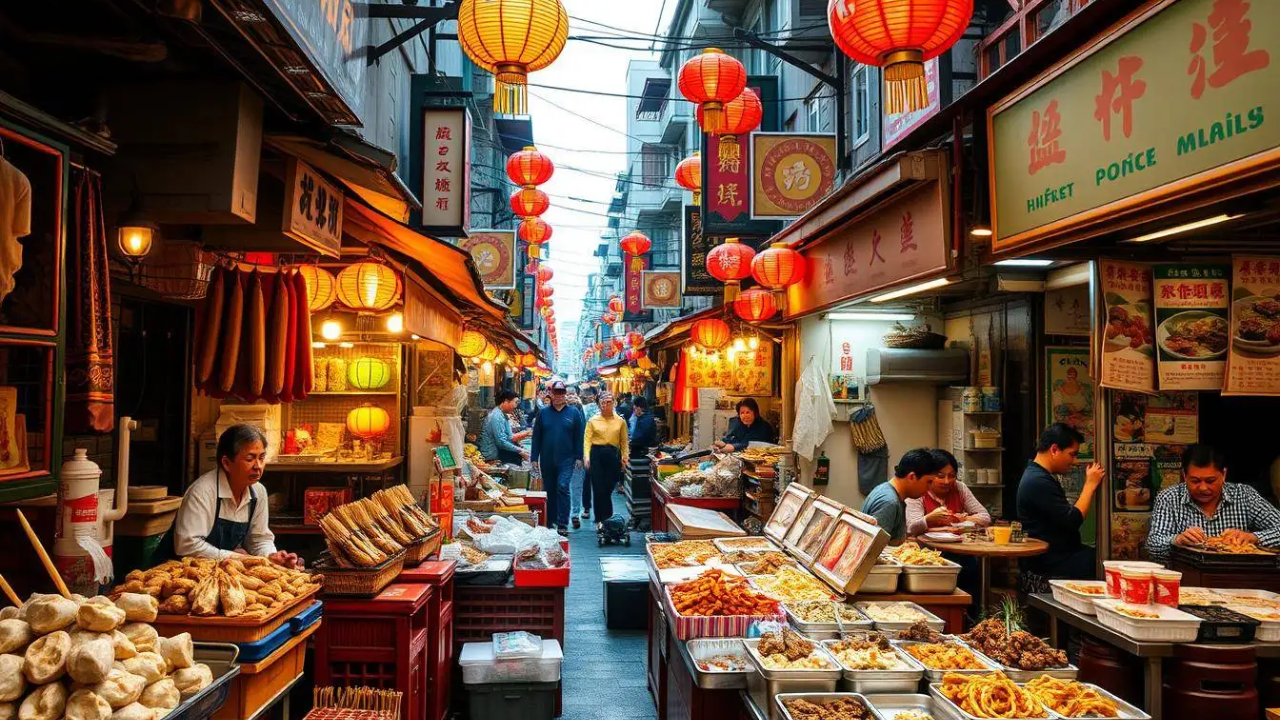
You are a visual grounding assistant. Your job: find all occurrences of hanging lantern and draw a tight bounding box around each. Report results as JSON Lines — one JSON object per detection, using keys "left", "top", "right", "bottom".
{"left": 752, "top": 243, "right": 805, "bottom": 292}
{"left": 697, "top": 88, "right": 763, "bottom": 137}
{"left": 734, "top": 288, "right": 778, "bottom": 323}
{"left": 593, "top": 342, "right": 605, "bottom": 353}
{"left": 691, "top": 318, "right": 731, "bottom": 350}
{"left": 537, "top": 265, "right": 554, "bottom": 283}
{"left": 609, "top": 338, "right": 625, "bottom": 356}
{"left": 458, "top": 330, "right": 487, "bottom": 358}
{"left": 519, "top": 217, "right": 553, "bottom": 246}
{"left": 457, "top": 0, "right": 569, "bottom": 114}
{"left": 336, "top": 261, "right": 401, "bottom": 312}
{"left": 627, "top": 331, "right": 644, "bottom": 348}
{"left": 544, "top": 310, "right": 556, "bottom": 323}
{"left": 601, "top": 312, "right": 616, "bottom": 325}
{"left": 673, "top": 353, "right": 698, "bottom": 413}
{"left": 506, "top": 145, "right": 555, "bottom": 188}
{"left": 348, "top": 357, "right": 392, "bottom": 390}
{"left": 678, "top": 49, "right": 747, "bottom": 134}
{"left": 674, "top": 153, "right": 702, "bottom": 205}
{"left": 346, "top": 404, "right": 392, "bottom": 440}
{"left": 608, "top": 296, "right": 625, "bottom": 315}
{"left": 829, "top": 0, "right": 972, "bottom": 114}
{"left": 511, "top": 188, "right": 550, "bottom": 218}
{"left": 619, "top": 231, "right": 652, "bottom": 257}
{"left": 706, "top": 237, "right": 756, "bottom": 295}
{"left": 626, "top": 348, "right": 647, "bottom": 362}
{"left": 297, "top": 265, "right": 337, "bottom": 312}
{"left": 480, "top": 343, "right": 500, "bottom": 362}
{"left": 538, "top": 284, "right": 554, "bottom": 300}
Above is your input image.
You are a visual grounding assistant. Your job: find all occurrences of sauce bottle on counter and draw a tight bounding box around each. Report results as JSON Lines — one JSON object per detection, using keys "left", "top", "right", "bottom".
{"left": 814, "top": 452, "right": 830, "bottom": 486}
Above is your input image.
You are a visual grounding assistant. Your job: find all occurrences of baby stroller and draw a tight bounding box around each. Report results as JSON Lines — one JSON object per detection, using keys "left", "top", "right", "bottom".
{"left": 598, "top": 514, "right": 631, "bottom": 547}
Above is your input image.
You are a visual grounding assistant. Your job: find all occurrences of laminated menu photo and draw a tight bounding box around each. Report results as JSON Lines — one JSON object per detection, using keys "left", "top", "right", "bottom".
{"left": 785, "top": 497, "right": 842, "bottom": 564}
{"left": 811, "top": 512, "right": 890, "bottom": 594}
{"left": 764, "top": 483, "right": 814, "bottom": 544}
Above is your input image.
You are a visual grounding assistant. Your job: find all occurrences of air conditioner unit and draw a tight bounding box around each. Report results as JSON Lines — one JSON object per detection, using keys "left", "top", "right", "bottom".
{"left": 866, "top": 348, "right": 969, "bottom": 385}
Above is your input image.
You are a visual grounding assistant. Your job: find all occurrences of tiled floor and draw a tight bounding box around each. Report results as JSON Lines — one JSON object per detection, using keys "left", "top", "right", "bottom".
{"left": 559, "top": 493, "right": 657, "bottom": 720}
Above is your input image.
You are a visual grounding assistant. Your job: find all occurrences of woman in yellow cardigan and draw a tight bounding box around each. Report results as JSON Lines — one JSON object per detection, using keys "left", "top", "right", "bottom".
{"left": 583, "top": 392, "right": 628, "bottom": 528}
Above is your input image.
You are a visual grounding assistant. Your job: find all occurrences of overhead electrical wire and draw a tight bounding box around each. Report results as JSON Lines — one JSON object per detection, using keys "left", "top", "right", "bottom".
{"left": 525, "top": 81, "right": 835, "bottom": 102}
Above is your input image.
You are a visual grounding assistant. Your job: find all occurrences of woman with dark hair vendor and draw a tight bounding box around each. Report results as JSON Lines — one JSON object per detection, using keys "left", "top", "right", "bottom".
{"left": 163, "top": 424, "right": 302, "bottom": 568}
{"left": 713, "top": 398, "right": 775, "bottom": 452}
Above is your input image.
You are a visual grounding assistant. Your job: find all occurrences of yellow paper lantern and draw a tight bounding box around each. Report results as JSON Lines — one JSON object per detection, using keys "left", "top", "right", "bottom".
{"left": 457, "top": 0, "right": 569, "bottom": 114}
{"left": 458, "top": 330, "right": 487, "bottom": 358}
{"left": 336, "top": 261, "right": 401, "bottom": 312}
{"left": 480, "top": 343, "right": 500, "bottom": 362}
{"left": 348, "top": 357, "right": 392, "bottom": 390}
{"left": 297, "top": 265, "right": 337, "bottom": 311}
{"left": 346, "top": 404, "right": 391, "bottom": 440}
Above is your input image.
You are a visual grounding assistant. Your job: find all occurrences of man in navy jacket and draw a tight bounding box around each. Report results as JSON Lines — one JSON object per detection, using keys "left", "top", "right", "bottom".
{"left": 531, "top": 380, "right": 585, "bottom": 535}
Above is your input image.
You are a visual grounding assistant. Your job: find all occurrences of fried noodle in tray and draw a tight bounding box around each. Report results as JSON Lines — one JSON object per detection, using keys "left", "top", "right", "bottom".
{"left": 932, "top": 671, "right": 1051, "bottom": 719}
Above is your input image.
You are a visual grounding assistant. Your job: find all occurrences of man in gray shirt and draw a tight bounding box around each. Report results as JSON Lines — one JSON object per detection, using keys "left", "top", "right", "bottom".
{"left": 860, "top": 449, "right": 940, "bottom": 543}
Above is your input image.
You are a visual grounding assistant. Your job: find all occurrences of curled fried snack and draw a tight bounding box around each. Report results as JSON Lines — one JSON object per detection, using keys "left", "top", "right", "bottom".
{"left": 938, "top": 672, "right": 1049, "bottom": 718}
{"left": 1024, "top": 676, "right": 1119, "bottom": 718}
{"left": 902, "top": 643, "right": 987, "bottom": 670}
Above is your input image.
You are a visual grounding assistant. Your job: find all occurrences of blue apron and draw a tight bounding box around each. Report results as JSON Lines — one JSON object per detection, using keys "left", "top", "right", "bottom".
{"left": 161, "top": 473, "right": 258, "bottom": 559}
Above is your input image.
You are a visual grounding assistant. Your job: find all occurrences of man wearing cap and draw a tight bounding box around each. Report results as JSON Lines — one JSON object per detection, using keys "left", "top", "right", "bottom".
{"left": 531, "top": 380, "right": 586, "bottom": 535}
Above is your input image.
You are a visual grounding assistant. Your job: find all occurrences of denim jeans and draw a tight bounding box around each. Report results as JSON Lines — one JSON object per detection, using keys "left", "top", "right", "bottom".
{"left": 569, "top": 466, "right": 588, "bottom": 516}
{"left": 543, "top": 461, "right": 574, "bottom": 528}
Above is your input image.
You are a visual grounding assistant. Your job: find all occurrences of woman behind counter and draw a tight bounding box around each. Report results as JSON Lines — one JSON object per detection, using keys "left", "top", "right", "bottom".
{"left": 163, "top": 424, "right": 301, "bottom": 568}
{"left": 713, "top": 398, "right": 775, "bottom": 452}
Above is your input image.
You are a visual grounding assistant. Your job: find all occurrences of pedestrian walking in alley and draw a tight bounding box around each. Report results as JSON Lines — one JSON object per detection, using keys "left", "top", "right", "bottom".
{"left": 584, "top": 391, "right": 628, "bottom": 529}
{"left": 531, "top": 380, "right": 585, "bottom": 535}
{"left": 628, "top": 396, "right": 657, "bottom": 458}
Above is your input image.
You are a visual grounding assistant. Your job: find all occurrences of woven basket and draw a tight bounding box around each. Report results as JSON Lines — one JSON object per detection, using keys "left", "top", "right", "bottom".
{"left": 138, "top": 241, "right": 216, "bottom": 300}
{"left": 316, "top": 551, "right": 406, "bottom": 597}
{"left": 882, "top": 322, "right": 947, "bottom": 350}
{"left": 404, "top": 529, "right": 442, "bottom": 565}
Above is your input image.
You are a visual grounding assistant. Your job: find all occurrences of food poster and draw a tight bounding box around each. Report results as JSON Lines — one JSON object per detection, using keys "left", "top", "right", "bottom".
{"left": 1112, "top": 443, "right": 1155, "bottom": 512}
{"left": 686, "top": 343, "right": 774, "bottom": 395}
{"left": 1225, "top": 256, "right": 1280, "bottom": 396}
{"left": 1099, "top": 260, "right": 1156, "bottom": 393}
{"left": 1153, "top": 265, "right": 1230, "bottom": 390}
{"left": 1111, "top": 391, "right": 1198, "bottom": 446}
{"left": 1045, "top": 347, "right": 1095, "bottom": 460}
{"left": 1111, "top": 513, "right": 1151, "bottom": 561}
{"left": 1152, "top": 445, "right": 1188, "bottom": 491}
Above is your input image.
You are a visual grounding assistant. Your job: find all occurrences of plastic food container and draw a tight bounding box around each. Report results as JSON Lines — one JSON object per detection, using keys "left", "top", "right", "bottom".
{"left": 1092, "top": 599, "right": 1202, "bottom": 642}
{"left": 1120, "top": 568, "right": 1153, "bottom": 604}
{"left": 1048, "top": 579, "right": 1107, "bottom": 616}
{"left": 1104, "top": 561, "right": 1160, "bottom": 598}
{"left": 1152, "top": 569, "right": 1181, "bottom": 607}
{"left": 820, "top": 640, "right": 924, "bottom": 693}
{"left": 899, "top": 559, "right": 962, "bottom": 594}
{"left": 892, "top": 640, "right": 1001, "bottom": 683}
{"left": 714, "top": 537, "right": 778, "bottom": 553}
{"left": 459, "top": 639, "right": 563, "bottom": 684}
{"left": 855, "top": 601, "right": 946, "bottom": 632}
{"left": 1224, "top": 604, "right": 1280, "bottom": 642}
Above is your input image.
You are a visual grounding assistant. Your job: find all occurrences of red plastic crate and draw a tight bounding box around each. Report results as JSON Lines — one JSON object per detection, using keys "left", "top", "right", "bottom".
{"left": 514, "top": 556, "right": 571, "bottom": 587}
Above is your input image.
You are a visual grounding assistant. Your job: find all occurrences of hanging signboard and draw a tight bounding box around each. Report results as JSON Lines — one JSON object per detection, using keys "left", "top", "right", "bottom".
{"left": 988, "top": 0, "right": 1280, "bottom": 252}
{"left": 1153, "top": 264, "right": 1230, "bottom": 390}
{"left": 420, "top": 107, "right": 472, "bottom": 236}
{"left": 520, "top": 275, "right": 536, "bottom": 329}
{"left": 751, "top": 133, "right": 838, "bottom": 219}
{"left": 282, "top": 158, "right": 343, "bottom": 258}
{"left": 1224, "top": 255, "right": 1280, "bottom": 396}
{"left": 641, "top": 271, "right": 682, "bottom": 309}
{"left": 884, "top": 59, "right": 942, "bottom": 150}
{"left": 462, "top": 230, "right": 516, "bottom": 289}
{"left": 1045, "top": 285, "right": 1091, "bottom": 336}
{"left": 1045, "top": 346, "right": 1095, "bottom": 461}
{"left": 682, "top": 206, "right": 721, "bottom": 296}
{"left": 701, "top": 76, "right": 783, "bottom": 238}
{"left": 1099, "top": 260, "right": 1156, "bottom": 393}
{"left": 259, "top": 0, "right": 367, "bottom": 125}
{"left": 624, "top": 253, "right": 653, "bottom": 322}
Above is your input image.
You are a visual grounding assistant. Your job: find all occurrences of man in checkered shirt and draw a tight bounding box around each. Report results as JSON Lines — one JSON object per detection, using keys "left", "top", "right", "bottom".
{"left": 1146, "top": 445, "right": 1280, "bottom": 563}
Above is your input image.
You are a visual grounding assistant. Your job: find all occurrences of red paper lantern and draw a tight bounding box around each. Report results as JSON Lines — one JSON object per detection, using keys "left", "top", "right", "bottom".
{"left": 829, "top": 0, "right": 972, "bottom": 114}
{"left": 752, "top": 243, "right": 805, "bottom": 291}
{"left": 675, "top": 153, "right": 702, "bottom": 204}
{"left": 608, "top": 296, "right": 625, "bottom": 315}
{"left": 673, "top": 353, "right": 698, "bottom": 412}
{"left": 678, "top": 49, "right": 747, "bottom": 134}
{"left": 734, "top": 288, "right": 778, "bottom": 322}
{"left": 506, "top": 145, "right": 554, "bottom": 188}
{"left": 545, "top": 310, "right": 556, "bottom": 323}
{"left": 519, "top": 217, "right": 553, "bottom": 246}
{"left": 511, "top": 188, "right": 550, "bottom": 218}
{"left": 609, "top": 338, "right": 625, "bottom": 355}
{"left": 537, "top": 265, "right": 554, "bottom": 283}
{"left": 706, "top": 237, "right": 756, "bottom": 284}
{"left": 538, "top": 284, "right": 555, "bottom": 299}
{"left": 627, "top": 331, "right": 644, "bottom": 348}
{"left": 691, "top": 318, "right": 731, "bottom": 350}
{"left": 626, "top": 348, "right": 646, "bottom": 362}
{"left": 593, "top": 342, "right": 605, "bottom": 352}
{"left": 696, "top": 88, "right": 763, "bottom": 137}
{"left": 619, "top": 231, "right": 652, "bottom": 257}
{"left": 602, "top": 312, "right": 617, "bottom": 325}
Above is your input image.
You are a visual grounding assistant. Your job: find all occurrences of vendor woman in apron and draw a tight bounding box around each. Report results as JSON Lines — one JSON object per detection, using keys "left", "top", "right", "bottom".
{"left": 583, "top": 392, "right": 629, "bottom": 530}
{"left": 162, "top": 424, "right": 302, "bottom": 568}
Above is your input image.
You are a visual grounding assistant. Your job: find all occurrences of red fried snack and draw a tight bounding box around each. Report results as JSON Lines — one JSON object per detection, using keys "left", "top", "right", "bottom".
{"left": 671, "top": 569, "right": 780, "bottom": 617}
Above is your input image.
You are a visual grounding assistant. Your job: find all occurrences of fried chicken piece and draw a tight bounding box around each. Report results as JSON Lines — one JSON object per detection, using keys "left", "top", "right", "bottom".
{"left": 896, "top": 620, "right": 944, "bottom": 643}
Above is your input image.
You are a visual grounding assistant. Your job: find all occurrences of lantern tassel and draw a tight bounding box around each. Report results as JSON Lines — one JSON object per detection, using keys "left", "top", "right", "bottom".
{"left": 883, "top": 56, "right": 928, "bottom": 115}
{"left": 495, "top": 79, "right": 529, "bottom": 115}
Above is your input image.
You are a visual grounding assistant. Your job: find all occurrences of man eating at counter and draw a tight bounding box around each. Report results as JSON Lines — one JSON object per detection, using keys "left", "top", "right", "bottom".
{"left": 860, "top": 449, "right": 939, "bottom": 544}
{"left": 1146, "top": 444, "right": 1280, "bottom": 562}
{"left": 1016, "top": 424, "right": 1105, "bottom": 580}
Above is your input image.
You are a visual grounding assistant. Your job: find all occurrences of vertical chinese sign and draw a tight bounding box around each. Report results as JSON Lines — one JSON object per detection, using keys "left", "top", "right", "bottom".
{"left": 461, "top": 231, "right": 516, "bottom": 289}
{"left": 282, "top": 158, "right": 343, "bottom": 257}
{"left": 1153, "top": 264, "right": 1229, "bottom": 389}
{"left": 1099, "top": 260, "right": 1155, "bottom": 393}
{"left": 420, "top": 107, "right": 472, "bottom": 236}
{"left": 682, "top": 206, "right": 722, "bottom": 296}
{"left": 520, "top": 275, "right": 536, "bottom": 329}
{"left": 624, "top": 253, "right": 652, "bottom": 322}
{"left": 700, "top": 77, "right": 782, "bottom": 239}
{"left": 1225, "top": 256, "right": 1280, "bottom": 396}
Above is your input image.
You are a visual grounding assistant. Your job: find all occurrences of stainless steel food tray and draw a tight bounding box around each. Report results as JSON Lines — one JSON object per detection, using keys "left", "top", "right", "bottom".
{"left": 855, "top": 601, "right": 946, "bottom": 632}
{"left": 892, "top": 640, "right": 1002, "bottom": 683}
{"left": 899, "top": 559, "right": 962, "bottom": 594}
{"left": 859, "top": 559, "right": 904, "bottom": 594}
{"left": 1036, "top": 681, "right": 1149, "bottom": 719}
{"left": 714, "top": 537, "right": 780, "bottom": 553}
{"left": 820, "top": 639, "right": 924, "bottom": 693}
{"left": 683, "top": 637, "right": 753, "bottom": 690}
{"left": 784, "top": 602, "right": 873, "bottom": 638}
{"left": 774, "top": 693, "right": 878, "bottom": 720}
{"left": 865, "top": 693, "right": 944, "bottom": 720}
{"left": 743, "top": 637, "right": 843, "bottom": 681}
{"left": 170, "top": 643, "right": 242, "bottom": 720}
{"left": 928, "top": 682, "right": 1060, "bottom": 720}
{"left": 952, "top": 638, "right": 1078, "bottom": 682}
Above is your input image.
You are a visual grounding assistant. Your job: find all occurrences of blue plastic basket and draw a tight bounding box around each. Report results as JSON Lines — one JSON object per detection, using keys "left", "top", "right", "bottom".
{"left": 289, "top": 601, "right": 323, "bottom": 634}
{"left": 234, "top": 621, "right": 292, "bottom": 663}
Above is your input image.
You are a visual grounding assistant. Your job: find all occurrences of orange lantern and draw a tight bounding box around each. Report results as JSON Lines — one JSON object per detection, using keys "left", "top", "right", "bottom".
{"left": 537, "top": 265, "right": 554, "bottom": 283}
{"left": 593, "top": 342, "right": 605, "bottom": 353}
{"left": 674, "top": 153, "right": 702, "bottom": 204}
{"left": 510, "top": 188, "right": 550, "bottom": 218}
{"left": 706, "top": 237, "right": 756, "bottom": 285}
{"left": 828, "top": 0, "right": 972, "bottom": 114}
{"left": 296, "top": 265, "right": 337, "bottom": 312}
{"left": 691, "top": 318, "right": 731, "bottom": 350}
{"left": 734, "top": 288, "right": 778, "bottom": 322}
{"left": 346, "top": 404, "right": 391, "bottom": 440}
{"left": 697, "top": 88, "right": 763, "bottom": 137}
{"left": 458, "top": 330, "right": 487, "bottom": 358}
{"left": 336, "top": 261, "right": 401, "bottom": 312}
{"left": 608, "top": 296, "right": 625, "bottom": 315}
{"left": 609, "top": 338, "right": 625, "bottom": 355}
{"left": 519, "top": 217, "right": 553, "bottom": 246}
{"left": 527, "top": 245, "right": 543, "bottom": 261}
{"left": 507, "top": 145, "right": 554, "bottom": 188}
{"left": 678, "top": 49, "right": 747, "bottom": 134}
{"left": 538, "top": 285, "right": 554, "bottom": 299}
{"left": 457, "top": 0, "right": 569, "bottom": 114}
{"left": 626, "top": 348, "right": 646, "bottom": 362}
{"left": 752, "top": 243, "right": 805, "bottom": 292}
{"left": 627, "top": 331, "right": 644, "bottom": 348}
{"left": 602, "top": 312, "right": 617, "bottom": 324}
{"left": 620, "top": 231, "right": 652, "bottom": 257}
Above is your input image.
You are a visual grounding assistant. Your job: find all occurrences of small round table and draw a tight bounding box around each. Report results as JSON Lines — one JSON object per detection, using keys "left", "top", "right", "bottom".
{"left": 918, "top": 536, "right": 1050, "bottom": 611}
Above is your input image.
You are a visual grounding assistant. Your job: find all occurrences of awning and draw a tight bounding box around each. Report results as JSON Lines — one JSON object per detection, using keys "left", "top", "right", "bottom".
{"left": 267, "top": 133, "right": 421, "bottom": 224}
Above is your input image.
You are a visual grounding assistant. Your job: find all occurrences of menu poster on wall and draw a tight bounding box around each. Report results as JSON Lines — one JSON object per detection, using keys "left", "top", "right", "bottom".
{"left": 1144, "top": 392, "right": 1199, "bottom": 445}
{"left": 1111, "top": 512, "right": 1151, "bottom": 561}
{"left": 1099, "top": 260, "right": 1156, "bottom": 393}
{"left": 1224, "top": 256, "right": 1280, "bottom": 396}
{"left": 1153, "top": 445, "right": 1188, "bottom": 491}
{"left": 1112, "top": 443, "right": 1154, "bottom": 512}
{"left": 1045, "top": 347, "right": 1095, "bottom": 461}
{"left": 1153, "top": 265, "right": 1230, "bottom": 390}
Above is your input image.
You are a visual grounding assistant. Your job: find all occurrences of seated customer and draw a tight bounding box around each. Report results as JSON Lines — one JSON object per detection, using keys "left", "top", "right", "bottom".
{"left": 905, "top": 449, "right": 993, "bottom": 536}
{"left": 860, "top": 449, "right": 939, "bottom": 544}
{"left": 1146, "top": 444, "right": 1280, "bottom": 562}
{"left": 1016, "top": 424, "right": 1105, "bottom": 580}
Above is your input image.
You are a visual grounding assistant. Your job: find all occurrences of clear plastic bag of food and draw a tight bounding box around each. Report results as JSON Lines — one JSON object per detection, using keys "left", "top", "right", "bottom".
{"left": 493, "top": 631, "right": 544, "bottom": 659}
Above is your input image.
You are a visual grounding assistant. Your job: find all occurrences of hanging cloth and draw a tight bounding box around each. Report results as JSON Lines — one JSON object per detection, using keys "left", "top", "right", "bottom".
{"left": 65, "top": 168, "right": 115, "bottom": 434}
{"left": 792, "top": 356, "right": 834, "bottom": 461}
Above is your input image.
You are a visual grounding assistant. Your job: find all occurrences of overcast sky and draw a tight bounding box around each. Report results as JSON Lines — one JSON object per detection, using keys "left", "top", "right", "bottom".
{"left": 529, "top": 0, "right": 671, "bottom": 354}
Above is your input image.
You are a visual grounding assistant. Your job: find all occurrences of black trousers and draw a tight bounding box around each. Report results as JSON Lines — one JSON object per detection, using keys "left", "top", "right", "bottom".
{"left": 588, "top": 444, "right": 622, "bottom": 522}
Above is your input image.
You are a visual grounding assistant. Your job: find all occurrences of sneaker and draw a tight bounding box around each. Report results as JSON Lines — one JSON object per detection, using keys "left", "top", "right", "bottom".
{"left": 572, "top": 517, "right": 581, "bottom": 530}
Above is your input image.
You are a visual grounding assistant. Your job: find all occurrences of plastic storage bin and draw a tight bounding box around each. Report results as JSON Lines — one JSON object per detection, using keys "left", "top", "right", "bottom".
{"left": 289, "top": 601, "right": 323, "bottom": 633}
{"left": 235, "top": 622, "right": 293, "bottom": 663}
{"left": 459, "top": 639, "right": 563, "bottom": 684}
{"left": 467, "top": 681, "right": 559, "bottom": 720}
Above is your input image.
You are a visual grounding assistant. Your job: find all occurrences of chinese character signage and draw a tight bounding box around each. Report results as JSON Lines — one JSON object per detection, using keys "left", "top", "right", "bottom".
{"left": 282, "top": 158, "right": 343, "bottom": 257}
{"left": 682, "top": 206, "right": 723, "bottom": 296}
{"left": 462, "top": 230, "right": 516, "bottom": 289}
{"left": 884, "top": 59, "right": 941, "bottom": 150}
{"left": 624, "top": 253, "right": 652, "bottom": 322}
{"left": 1045, "top": 346, "right": 1095, "bottom": 461}
{"left": 988, "top": 0, "right": 1280, "bottom": 251}
{"left": 260, "top": 0, "right": 366, "bottom": 124}
{"left": 641, "top": 271, "right": 682, "bottom": 309}
{"left": 1153, "top": 264, "right": 1229, "bottom": 389}
{"left": 1044, "top": 284, "right": 1091, "bottom": 336}
{"left": 685, "top": 342, "right": 774, "bottom": 395}
{"left": 786, "top": 182, "right": 950, "bottom": 317}
{"left": 520, "top": 275, "right": 536, "bottom": 329}
{"left": 701, "top": 77, "right": 783, "bottom": 238}
{"left": 1099, "top": 260, "right": 1156, "bottom": 392}
{"left": 751, "top": 133, "right": 838, "bottom": 219}
{"left": 420, "top": 107, "right": 472, "bottom": 235}
{"left": 1224, "top": 255, "right": 1280, "bottom": 396}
